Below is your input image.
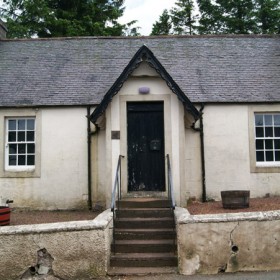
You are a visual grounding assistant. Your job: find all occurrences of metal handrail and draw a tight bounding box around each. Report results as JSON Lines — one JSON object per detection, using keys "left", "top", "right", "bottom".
{"left": 111, "top": 155, "right": 123, "bottom": 255}
{"left": 166, "top": 154, "right": 175, "bottom": 209}
{"left": 111, "top": 155, "right": 123, "bottom": 212}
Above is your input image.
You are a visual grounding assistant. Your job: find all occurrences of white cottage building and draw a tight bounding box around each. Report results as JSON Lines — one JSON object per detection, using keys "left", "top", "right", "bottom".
{"left": 0, "top": 23, "right": 279, "bottom": 210}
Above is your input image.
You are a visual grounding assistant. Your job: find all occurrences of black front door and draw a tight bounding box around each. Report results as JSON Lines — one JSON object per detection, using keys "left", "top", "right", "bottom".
{"left": 127, "top": 102, "right": 165, "bottom": 192}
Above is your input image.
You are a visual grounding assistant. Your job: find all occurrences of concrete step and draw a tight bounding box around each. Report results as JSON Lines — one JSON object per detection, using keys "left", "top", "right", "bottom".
{"left": 114, "top": 217, "right": 175, "bottom": 229}
{"left": 111, "top": 239, "right": 177, "bottom": 253}
{"left": 118, "top": 198, "right": 171, "bottom": 209}
{"left": 110, "top": 253, "right": 178, "bottom": 267}
{"left": 107, "top": 266, "right": 178, "bottom": 276}
{"left": 116, "top": 208, "right": 173, "bottom": 218}
{"left": 114, "top": 228, "right": 176, "bottom": 240}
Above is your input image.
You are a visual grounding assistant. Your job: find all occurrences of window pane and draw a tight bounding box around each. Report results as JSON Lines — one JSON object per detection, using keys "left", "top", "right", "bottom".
{"left": 255, "top": 114, "right": 263, "bottom": 126}
{"left": 275, "top": 140, "right": 280, "bottom": 150}
{"left": 9, "top": 144, "right": 17, "bottom": 154}
{"left": 27, "top": 155, "right": 35, "bottom": 165}
{"left": 274, "top": 115, "right": 280, "bottom": 126}
{"left": 275, "top": 127, "right": 280, "bottom": 137}
{"left": 265, "top": 140, "right": 273, "bottom": 150}
{"left": 18, "top": 119, "right": 26, "bottom": 130}
{"left": 275, "top": 151, "right": 280, "bottom": 161}
{"left": 265, "top": 151, "right": 274, "bottom": 161}
{"left": 265, "top": 127, "right": 273, "bottom": 137}
{"left": 8, "top": 120, "right": 16, "bottom": 130}
{"left": 27, "top": 131, "right": 34, "bottom": 141}
{"left": 256, "top": 127, "right": 264, "bottom": 137}
{"left": 264, "top": 115, "right": 272, "bottom": 126}
{"left": 256, "top": 140, "right": 264, "bottom": 150}
{"left": 18, "top": 131, "right": 25, "bottom": 142}
{"left": 18, "top": 144, "right": 26, "bottom": 154}
{"left": 8, "top": 132, "right": 16, "bottom": 142}
{"left": 27, "top": 119, "right": 35, "bottom": 130}
{"left": 256, "top": 151, "right": 264, "bottom": 162}
{"left": 9, "top": 155, "right": 16, "bottom": 166}
{"left": 27, "top": 144, "right": 35, "bottom": 153}
{"left": 18, "top": 155, "right": 26, "bottom": 165}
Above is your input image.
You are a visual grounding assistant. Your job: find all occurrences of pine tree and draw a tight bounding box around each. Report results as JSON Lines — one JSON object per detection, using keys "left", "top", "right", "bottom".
{"left": 150, "top": 9, "right": 172, "bottom": 35}
{"left": 170, "top": 0, "right": 198, "bottom": 35}
{"left": 0, "top": 0, "right": 139, "bottom": 38}
{"left": 254, "top": 0, "right": 280, "bottom": 34}
{"left": 197, "top": 0, "right": 280, "bottom": 34}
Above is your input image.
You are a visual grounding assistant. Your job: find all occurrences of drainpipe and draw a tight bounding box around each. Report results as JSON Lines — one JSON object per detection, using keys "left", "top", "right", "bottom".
{"left": 87, "top": 106, "right": 100, "bottom": 210}
{"left": 191, "top": 104, "right": 206, "bottom": 202}
{"left": 87, "top": 107, "right": 93, "bottom": 210}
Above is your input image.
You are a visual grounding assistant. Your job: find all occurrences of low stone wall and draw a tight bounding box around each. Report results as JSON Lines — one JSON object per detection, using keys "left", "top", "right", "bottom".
{"left": 0, "top": 209, "right": 113, "bottom": 280}
{"left": 175, "top": 207, "right": 280, "bottom": 275}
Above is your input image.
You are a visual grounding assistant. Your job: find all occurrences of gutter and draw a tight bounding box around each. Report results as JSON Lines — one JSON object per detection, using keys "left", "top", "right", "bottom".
{"left": 191, "top": 104, "right": 206, "bottom": 202}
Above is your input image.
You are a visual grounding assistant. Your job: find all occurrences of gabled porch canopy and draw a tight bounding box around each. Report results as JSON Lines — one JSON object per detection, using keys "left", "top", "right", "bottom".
{"left": 90, "top": 45, "right": 200, "bottom": 124}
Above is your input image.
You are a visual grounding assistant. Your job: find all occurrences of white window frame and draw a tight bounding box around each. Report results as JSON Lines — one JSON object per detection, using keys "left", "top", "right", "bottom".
{"left": 5, "top": 117, "right": 36, "bottom": 172}
{"left": 249, "top": 105, "right": 280, "bottom": 173}
{"left": 0, "top": 109, "right": 41, "bottom": 178}
{"left": 254, "top": 113, "right": 280, "bottom": 167}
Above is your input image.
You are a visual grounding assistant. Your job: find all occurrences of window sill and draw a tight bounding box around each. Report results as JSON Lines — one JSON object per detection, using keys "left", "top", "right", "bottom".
{"left": 5, "top": 166, "right": 35, "bottom": 172}
{"left": 0, "top": 168, "right": 40, "bottom": 178}
{"left": 252, "top": 163, "right": 280, "bottom": 173}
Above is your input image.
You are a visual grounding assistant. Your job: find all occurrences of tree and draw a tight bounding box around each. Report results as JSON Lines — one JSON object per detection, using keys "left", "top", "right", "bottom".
{"left": 197, "top": 0, "right": 280, "bottom": 34}
{"left": 150, "top": 9, "right": 172, "bottom": 35}
{"left": 196, "top": 0, "right": 224, "bottom": 34}
{"left": 150, "top": 0, "right": 198, "bottom": 35}
{"left": 254, "top": 0, "right": 280, "bottom": 34}
{"left": 0, "top": 0, "right": 139, "bottom": 38}
{"left": 150, "top": 0, "right": 279, "bottom": 35}
{"left": 170, "top": 0, "right": 198, "bottom": 35}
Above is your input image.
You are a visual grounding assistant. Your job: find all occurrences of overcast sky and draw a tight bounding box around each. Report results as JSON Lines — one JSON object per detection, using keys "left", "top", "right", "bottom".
{"left": 120, "top": 0, "right": 177, "bottom": 35}
{"left": 0, "top": 0, "right": 178, "bottom": 36}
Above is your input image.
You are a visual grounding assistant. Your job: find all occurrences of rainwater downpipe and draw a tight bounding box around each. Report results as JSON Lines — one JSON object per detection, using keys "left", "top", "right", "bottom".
{"left": 87, "top": 106, "right": 98, "bottom": 210}
{"left": 191, "top": 104, "right": 206, "bottom": 202}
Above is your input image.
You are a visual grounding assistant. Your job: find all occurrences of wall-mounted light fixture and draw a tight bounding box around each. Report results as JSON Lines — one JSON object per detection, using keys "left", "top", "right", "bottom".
{"left": 138, "top": 86, "right": 150, "bottom": 94}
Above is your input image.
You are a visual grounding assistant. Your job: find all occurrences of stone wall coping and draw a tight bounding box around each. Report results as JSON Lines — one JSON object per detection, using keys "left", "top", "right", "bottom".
{"left": 0, "top": 209, "right": 113, "bottom": 236}
{"left": 175, "top": 207, "right": 280, "bottom": 224}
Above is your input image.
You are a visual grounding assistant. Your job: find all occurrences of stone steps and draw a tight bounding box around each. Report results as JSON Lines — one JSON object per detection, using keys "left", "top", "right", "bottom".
{"left": 109, "top": 198, "right": 177, "bottom": 275}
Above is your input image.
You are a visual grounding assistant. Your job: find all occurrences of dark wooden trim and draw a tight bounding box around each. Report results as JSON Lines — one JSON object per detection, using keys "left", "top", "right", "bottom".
{"left": 90, "top": 45, "right": 200, "bottom": 124}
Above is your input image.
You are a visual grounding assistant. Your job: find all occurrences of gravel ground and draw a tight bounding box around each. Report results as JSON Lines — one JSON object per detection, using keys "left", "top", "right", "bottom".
{"left": 187, "top": 196, "right": 280, "bottom": 215}
{"left": 9, "top": 209, "right": 102, "bottom": 226}
{"left": 4, "top": 196, "right": 280, "bottom": 226}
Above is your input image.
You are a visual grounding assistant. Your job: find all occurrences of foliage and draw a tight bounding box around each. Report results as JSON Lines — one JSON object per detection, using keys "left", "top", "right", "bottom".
{"left": 170, "top": 0, "right": 198, "bottom": 35}
{"left": 0, "top": 0, "right": 139, "bottom": 38}
{"left": 151, "top": 9, "right": 172, "bottom": 35}
{"left": 151, "top": 0, "right": 198, "bottom": 35}
{"left": 197, "top": 0, "right": 280, "bottom": 34}
{"left": 151, "top": 0, "right": 280, "bottom": 35}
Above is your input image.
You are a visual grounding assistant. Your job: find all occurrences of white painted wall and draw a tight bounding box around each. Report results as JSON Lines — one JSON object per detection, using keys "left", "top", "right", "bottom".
{"left": 0, "top": 107, "right": 88, "bottom": 209}
{"left": 203, "top": 104, "right": 280, "bottom": 200}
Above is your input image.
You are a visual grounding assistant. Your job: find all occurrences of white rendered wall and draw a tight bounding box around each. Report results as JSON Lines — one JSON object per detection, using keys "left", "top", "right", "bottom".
{"left": 0, "top": 107, "right": 88, "bottom": 209}
{"left": 203, "top": 104, "right": 280, "bottom": 200}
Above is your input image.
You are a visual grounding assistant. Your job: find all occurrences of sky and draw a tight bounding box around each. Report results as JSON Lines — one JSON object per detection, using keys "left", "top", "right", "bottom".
{"left": 0, "top": 0, "right": 178, "bottom": 36}
{"left": 119, "top": 0, "right": 177, "bottom": 35}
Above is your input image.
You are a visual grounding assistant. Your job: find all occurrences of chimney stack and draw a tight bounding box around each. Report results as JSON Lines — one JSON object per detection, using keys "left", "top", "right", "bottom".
{"left": 0, "top": 19, "right": 7, "bottom": 39}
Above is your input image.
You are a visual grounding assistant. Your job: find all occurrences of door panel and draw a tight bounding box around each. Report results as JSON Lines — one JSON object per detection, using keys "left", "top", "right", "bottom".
{"left": 127, "top": 102, "right": 165, "bottom": 191}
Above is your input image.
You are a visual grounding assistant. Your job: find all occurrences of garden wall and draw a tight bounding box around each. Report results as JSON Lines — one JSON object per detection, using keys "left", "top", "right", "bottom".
{"left": 175, "top": 207, "right": 280, "bottom": 275}
{"left": 0, "top": 209, "right": 113, "bottom": 280}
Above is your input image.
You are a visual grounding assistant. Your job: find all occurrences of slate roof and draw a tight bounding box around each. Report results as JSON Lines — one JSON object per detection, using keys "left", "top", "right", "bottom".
{"left": 0, "top": 35, "right": 279, "bottom": 107}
